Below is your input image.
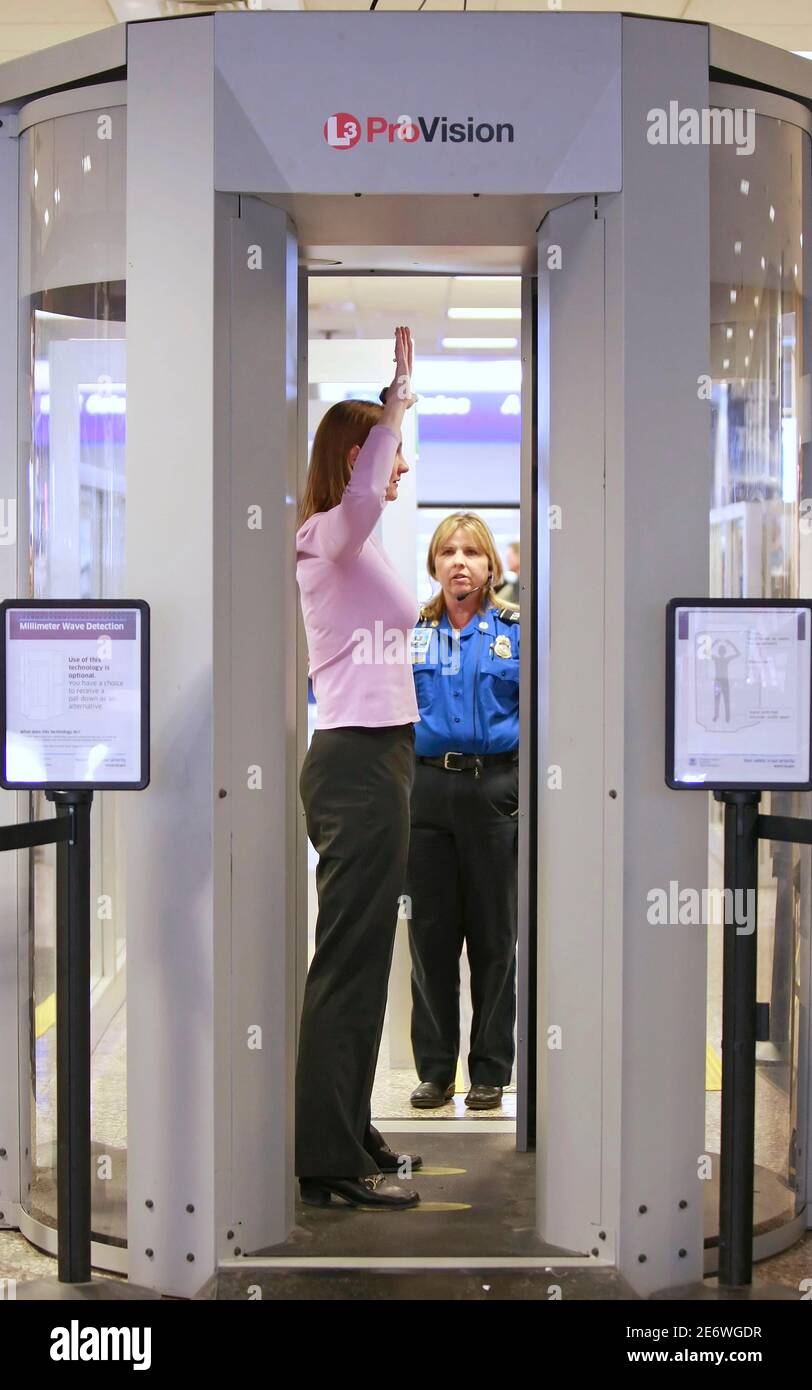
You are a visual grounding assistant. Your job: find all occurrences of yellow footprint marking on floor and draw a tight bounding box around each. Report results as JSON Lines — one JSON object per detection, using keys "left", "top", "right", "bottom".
{"left": 35, "top": 992, "right": 56, "bottom": 1039}
{"left": 412, "top": 1166, "right": 466, "bottom": 1176}
{"left": 410, "top": 1202, "right": 471, "bottom": 1212}
{"left": 354, "top": 1201, "right": 472, "bottom": 1213}
{"left": 706, "top": 1041, "right": 722, "bottom": 1092}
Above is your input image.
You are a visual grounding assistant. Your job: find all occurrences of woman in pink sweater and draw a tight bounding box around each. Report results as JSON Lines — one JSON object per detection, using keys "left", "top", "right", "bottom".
{"left": 295, "top": 327, "right": 423, "bottom": 1209}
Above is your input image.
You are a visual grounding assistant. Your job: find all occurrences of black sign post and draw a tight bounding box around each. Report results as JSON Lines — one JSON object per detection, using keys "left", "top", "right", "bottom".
{"left": 51, "top": 789, "right": 94, "bottom": 1287}
{"left": 715, "top": 788, "right": 761, "bottom": 1288}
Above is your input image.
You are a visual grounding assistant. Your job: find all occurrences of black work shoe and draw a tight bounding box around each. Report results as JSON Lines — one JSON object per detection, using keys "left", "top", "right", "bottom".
{"left": 410, "top": 1081, "right": 455, "bottom": 1108}
{"left": 299, "top": 1175, "right": 420, "bottom": 1208}
{"left": 365, "top": 1123, "right": 423, "bottom": 1172}
{"left": 465, "top": 1083, "right": 503, "bottom": 1109}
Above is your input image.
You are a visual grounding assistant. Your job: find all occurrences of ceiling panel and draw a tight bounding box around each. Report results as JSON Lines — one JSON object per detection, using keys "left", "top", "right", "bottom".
{"left": 309, "top": 273, "right": 453, "bottom": 352}
{"left": 0, "top": 25, "right": 112, "bottom": 65}
{"left": 685, "top": 0, "right": 812, "bottom": 19}
{"left": 0, "top": 0, "right": 113, "bottom": 16}
{"left": 307, "top": 271, "right": 522, "bottom": 355}
{"left": 4, "top": 0, "right": 812, "bottom": 65}
{"left": 309, "top": 276, "right": 449, "bottom": 310}
{"left": 0, "top": 0, "right": 114, "bottom": 65}
{"left": 489, "top": 0, "right": 680, "bottom": 11}
{"left": 718, "top": 25, "right": 812, "bottom": 49}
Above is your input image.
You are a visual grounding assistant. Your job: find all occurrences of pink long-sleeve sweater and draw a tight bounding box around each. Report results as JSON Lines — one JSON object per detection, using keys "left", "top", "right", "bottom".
{"left": 296, "top": 423, "right": 421, "bottom": 729}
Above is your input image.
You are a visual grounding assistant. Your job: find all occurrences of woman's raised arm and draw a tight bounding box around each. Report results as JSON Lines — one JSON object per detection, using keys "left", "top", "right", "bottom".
{"left": 314, "top": 422, "right": 403, "bottom": 561}
{"left": 310, "top": 327, "right": 416, "bottom": 562}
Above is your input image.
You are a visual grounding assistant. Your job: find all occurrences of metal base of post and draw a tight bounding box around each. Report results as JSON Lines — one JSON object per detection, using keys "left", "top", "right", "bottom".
{"left": 16, "top": 1277, "right": 163, "bottom": 1300}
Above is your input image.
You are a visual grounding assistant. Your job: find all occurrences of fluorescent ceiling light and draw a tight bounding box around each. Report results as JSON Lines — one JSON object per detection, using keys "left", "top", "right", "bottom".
{"left": 108, "top": 2, "right": 305, "bottom": 16}
{"left": 442, "top": 337, "right": 518, "bottom": 349}
{"left": 447, "top": 308, "right": 521, "bottom": 319}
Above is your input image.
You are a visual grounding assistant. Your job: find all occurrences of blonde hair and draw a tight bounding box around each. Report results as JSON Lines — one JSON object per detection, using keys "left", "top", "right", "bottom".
{"left": 421, "top": 512, "right": 519, "bottom": 624}
{"left": 298, "top": 399, "right": 387, "bottom": 529}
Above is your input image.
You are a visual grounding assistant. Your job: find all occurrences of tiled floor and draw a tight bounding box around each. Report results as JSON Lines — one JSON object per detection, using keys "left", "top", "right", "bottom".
{"left": 371, "top": 1021, "right": 517, "bottom": 1121}
{"left": 27, "top": 1005, "right": 128, "bottom": 1235}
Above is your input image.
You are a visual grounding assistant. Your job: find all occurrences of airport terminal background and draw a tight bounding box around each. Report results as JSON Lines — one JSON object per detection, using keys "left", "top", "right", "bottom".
{"left": 0, "top": 0, "right": 811, "bottom": 1321}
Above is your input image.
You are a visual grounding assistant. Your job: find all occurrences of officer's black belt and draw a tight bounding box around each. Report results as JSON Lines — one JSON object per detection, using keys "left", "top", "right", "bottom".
{"left": 417, "top": 749, "right": 519, "bottom": 773}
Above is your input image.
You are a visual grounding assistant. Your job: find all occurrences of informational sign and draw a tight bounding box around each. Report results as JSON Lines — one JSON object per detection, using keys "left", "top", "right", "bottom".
{"left": 666, "top": 599, "right": 812, "bottom": 791}
{"left": 0, "top": 600, "right": 149, "bottom": 790}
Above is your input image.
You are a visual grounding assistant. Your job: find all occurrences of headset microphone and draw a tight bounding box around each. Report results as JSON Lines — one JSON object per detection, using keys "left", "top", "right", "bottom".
{"left": 454, "top": 573, "right": 493, "bottom": 602}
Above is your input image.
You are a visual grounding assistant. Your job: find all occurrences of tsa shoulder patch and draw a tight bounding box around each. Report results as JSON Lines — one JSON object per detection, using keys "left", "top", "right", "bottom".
{"left": 410, "top": 627, "right": 434, "bottom": 663}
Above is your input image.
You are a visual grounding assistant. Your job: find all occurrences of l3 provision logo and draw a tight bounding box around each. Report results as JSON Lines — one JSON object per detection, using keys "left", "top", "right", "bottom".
{"left": 324, "top": 113, "right": 514, "bottom": 148}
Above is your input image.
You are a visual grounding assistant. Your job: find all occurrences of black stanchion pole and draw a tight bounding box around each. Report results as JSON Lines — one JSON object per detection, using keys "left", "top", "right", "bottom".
{"left": 716, "top": 788, "right": 760, "bottom": 1289}
{"left": 48, "top": 788, "right": 94, "bottom": 1285}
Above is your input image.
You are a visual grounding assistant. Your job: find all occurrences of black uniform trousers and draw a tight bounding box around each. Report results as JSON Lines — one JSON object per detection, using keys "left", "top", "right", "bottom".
{"left": 295, "top": 723, "right": 415, "bottom": 1178}
{"left": 405, "top": 756, "right": 519, "bottom": 1088}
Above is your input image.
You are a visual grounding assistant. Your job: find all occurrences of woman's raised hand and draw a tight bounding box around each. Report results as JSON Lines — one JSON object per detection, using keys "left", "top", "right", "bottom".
{"left": 388, "top": 326, "right": 418, "bottom": 409}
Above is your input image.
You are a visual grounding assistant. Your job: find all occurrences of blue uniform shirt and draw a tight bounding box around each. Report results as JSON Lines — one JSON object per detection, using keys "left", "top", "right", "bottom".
{"left": 410, "top": 603, "right": 520, "bottom": 756}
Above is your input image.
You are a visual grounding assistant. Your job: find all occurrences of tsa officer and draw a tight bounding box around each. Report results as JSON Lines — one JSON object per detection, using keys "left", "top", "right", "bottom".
{"left": 405, "top": 512, "right": 520, "bottom": 1110}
